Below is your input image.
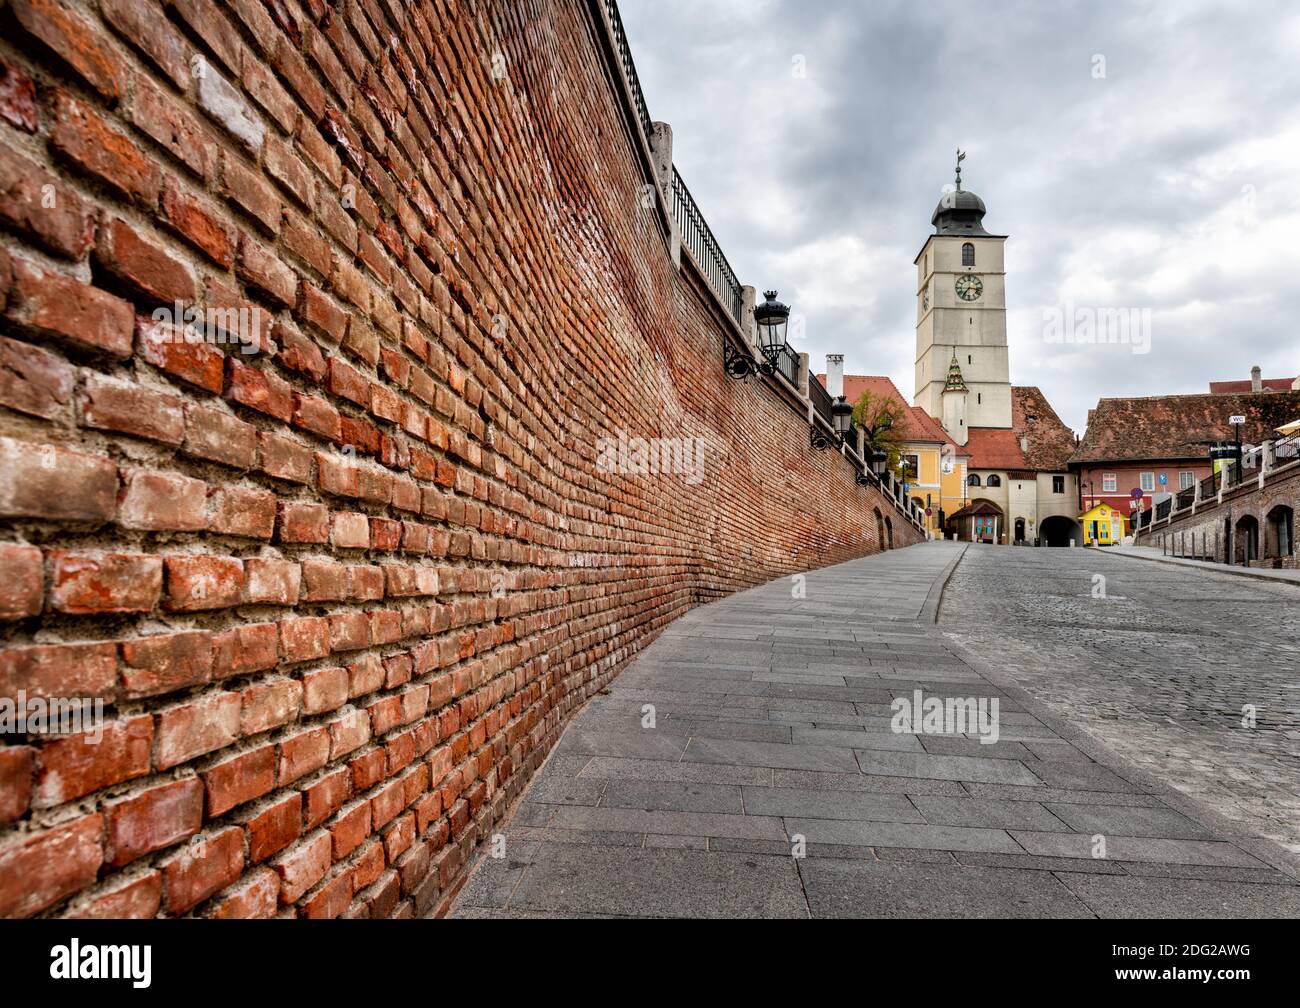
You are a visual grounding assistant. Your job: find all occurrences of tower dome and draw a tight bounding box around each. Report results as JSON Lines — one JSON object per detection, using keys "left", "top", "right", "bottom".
{"left": 931, "top": 188, "right": 990, "bottom": 236}
{"left": 931, "top": 149, "right": 990, "bottom": 235}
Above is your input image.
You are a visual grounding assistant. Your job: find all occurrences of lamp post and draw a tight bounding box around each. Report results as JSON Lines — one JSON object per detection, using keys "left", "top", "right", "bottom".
{"left": 726, "top": 290, "right": 789, "bottom": 379}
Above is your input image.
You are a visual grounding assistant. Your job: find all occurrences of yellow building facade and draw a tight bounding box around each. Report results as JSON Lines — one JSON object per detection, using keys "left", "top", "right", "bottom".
{"left": 1080, "top": 503, "right": 1125, "bottom": 545}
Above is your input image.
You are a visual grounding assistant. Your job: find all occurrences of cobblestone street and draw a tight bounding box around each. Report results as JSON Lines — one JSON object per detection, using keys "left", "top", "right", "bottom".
{"left": 941, "top": 545, "right": 1300, "bottom": 854}
{"left": 452, "top": 542, "right": 1300, "bottom": 918}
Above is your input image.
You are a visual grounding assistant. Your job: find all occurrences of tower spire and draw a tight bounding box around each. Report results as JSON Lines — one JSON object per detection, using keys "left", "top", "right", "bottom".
{"left": 955, "top": 149, "right": 965, "bottom": 192}
{"left": 943, "top": 348, "right": 968, "bottom": 392}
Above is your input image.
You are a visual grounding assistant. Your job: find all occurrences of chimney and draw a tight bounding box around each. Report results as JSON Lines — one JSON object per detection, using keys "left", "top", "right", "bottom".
{"left": 825, "top": 354, "right": 844, "bottom": 398}
{"left": 1251, "top": 365, "right": 1262, "bottom": 392}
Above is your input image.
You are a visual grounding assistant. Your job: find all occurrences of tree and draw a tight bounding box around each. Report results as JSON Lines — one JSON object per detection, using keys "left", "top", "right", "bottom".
{"left": 852, "top": 390, "right": 908, "bottom": 474}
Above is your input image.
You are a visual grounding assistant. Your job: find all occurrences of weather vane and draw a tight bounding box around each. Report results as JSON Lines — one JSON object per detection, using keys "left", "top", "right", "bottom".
{"left": 955, "top": 149, "right": 966, "bottom": 192}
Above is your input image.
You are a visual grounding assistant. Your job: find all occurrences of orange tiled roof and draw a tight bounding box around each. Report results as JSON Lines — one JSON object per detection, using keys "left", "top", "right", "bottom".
{"left": 823, "top": 374, "right": 959, "bottom": 449}
{"left": 1208, "top": 377, "right": 1296, "bottom": 393}
{"left": 963, "top": 427, "right": 1026, "bottom": 470}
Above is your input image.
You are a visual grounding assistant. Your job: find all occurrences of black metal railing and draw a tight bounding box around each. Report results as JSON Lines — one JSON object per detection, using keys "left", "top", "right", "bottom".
{"left": 1174, "top": 484, "right": 1196, "bottom": 511}
{"left": 1200, "top": 469, "right": 1219, "bottom": 498}
{"left": 771, "top": 342, "right": 799, "bottom": 386}
{"left": 1155, "top": 497, "right": 1172, "bottom": 521}
{"left": 671, "top": 168, "right": 744, "bottom": 326}
{"left": 601, "top": 0, "right": 653, "bottom": 141}
{"left": 808, "top": 373, "right": 834, "bottom": 425}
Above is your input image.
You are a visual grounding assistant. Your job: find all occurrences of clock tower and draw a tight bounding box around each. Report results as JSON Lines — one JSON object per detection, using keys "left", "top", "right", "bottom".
{"left": 914, "top": 156, "right": 1012, "bottom": 433}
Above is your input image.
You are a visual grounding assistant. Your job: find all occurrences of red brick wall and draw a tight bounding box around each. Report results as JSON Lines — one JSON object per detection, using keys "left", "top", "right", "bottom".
{"left": 1138, "top": 464, "right": 1299, "bottom": 564}
{"left": 0, "top": 0, "right": 917, "bottom": 919}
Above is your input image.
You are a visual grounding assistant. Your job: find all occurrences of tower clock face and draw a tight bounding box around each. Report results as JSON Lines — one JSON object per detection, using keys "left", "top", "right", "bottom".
{"left": 955, "top": 274, "right": 983, "bottom": 301}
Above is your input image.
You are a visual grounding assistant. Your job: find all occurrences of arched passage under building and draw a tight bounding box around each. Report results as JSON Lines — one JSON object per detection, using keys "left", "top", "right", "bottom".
{"left": 1234, "top": 514, "right": 1259, "bottom": 564}
{"left": 1040, "top": 515, "right": 1083, "bottom": 547}
{"left": 1266, "top": 505, "right": 1294, "bottom": 559}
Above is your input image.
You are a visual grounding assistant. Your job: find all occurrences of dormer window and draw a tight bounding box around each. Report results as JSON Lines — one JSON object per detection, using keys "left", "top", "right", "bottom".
{"left": 962, "top": 242, "right": 975, "bottom": 266}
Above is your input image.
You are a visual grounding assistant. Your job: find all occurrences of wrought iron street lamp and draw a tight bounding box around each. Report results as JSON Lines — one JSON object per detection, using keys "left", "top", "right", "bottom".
{"left": 857, "top": 447, "right": 889, "bottom": 484}
{"left": 726, "top": 290, "right": 789, "bottom": 379}
{"left": 831, "top": 396, "right": 853, "bottom": 440}
{"left": 754, "top": 289, "right": 789, "bottom": 353}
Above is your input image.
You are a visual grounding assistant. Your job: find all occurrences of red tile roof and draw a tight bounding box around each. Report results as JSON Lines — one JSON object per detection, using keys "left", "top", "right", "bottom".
{"left": 962, "top": 387, "right": 1076, "bottom": 472}
{"left": 1208, "top": 377, "right": 1296, "bottom": 393}
{"left": 963, "top": 427, "right": 1025, "bottom": 470}
{"left": 1070, "top": 390, "right": 1300, "bottom": 464}
{"left": 822, "top": 374, "right": 960, "bottom": 450}
{"left": 1011, "top": 386, "right": 1077, "bottom": 471}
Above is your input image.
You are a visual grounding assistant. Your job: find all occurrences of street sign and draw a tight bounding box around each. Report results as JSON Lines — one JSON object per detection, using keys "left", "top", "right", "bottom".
{"left": 925, "top": 507, "right": 932, "bottom": 516}
{"left": 1130, "top": 487, "right": 1143, "bottom": 499}
{"left": 1229, "top": 415, "right": 1245, "bottom": 425}
{"left": 1158, "top": 473, "right": 1167, "bottom": 486}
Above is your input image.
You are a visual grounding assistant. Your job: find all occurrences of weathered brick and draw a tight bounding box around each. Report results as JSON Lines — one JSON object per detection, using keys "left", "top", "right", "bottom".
{"left": 0, "top": 640, "right": 117, "bottom": 703}
{"left": 63, "top": 871, "right": 162, "bottom": 919}
{"left": 119, "top": 630, "right": 213, "bottom": 699}
{"left": 208, "top": 485, "right": 277, "bottom": 539}
{"left": 272, "top": 831, "right": 331, "bottom": 904}
{"left": 243, "top": 792, "right": 301, "bottom": 863}
{"left": 161, "top": 179, "right": 235, "bottom": 267}
{"left": 0, "top": 143, "right": 94, "bottom": 257}
{"left": 184, "top": 403, "right": 257, "bottom": 468}
{"left": 161, "top": 825, "right": 244, "bottom": 914}
{"left": 0, "top": 812, "right": 102, "bottom": 917}
{"left": 203, "top": 744, "right": 276, "bottom": 816}
{"left": 240, "top": 678, "right": 302, "bottom": 737}
{"left": 154, "top": 691, "right": 241, "bottom": 769}
{"left": 119, "top": 469, "right": 207, "bottom": 531}
{"left": 0, "top": 745, "right": 36, "bottom": 824}
{"left": 6, "top": 259, "right": 133, "bottom": 358}
{"left": 10, "top": 0, "right": 125, "bottom": 100}
{"left": 138, "top": 317, "right": 226, "bottom": 394}
{"left": 244, "top": 558, "right": 301, "bottom": 605}
{"left": 0, "top": 337, "right": 71, "bottom": 423}
{"left": 81, "top": 372, "right": 185, "bottom": 444}
{"left": 105, "top": 779, "right": 202, "bottom": 867}
{"left": 97, "top": 217, "right": 197, "bottom": 304}
{"left": 50, "top": 92, "right": 159, "bottom": 203}
{"left": 0, "top": 543, "right": 43, "bottom": 619}
{"left": 212, "top": 622, "right": 279, "bottom": 679}
{"left": 206, "top": 866, "right": 278, "bottom": 918}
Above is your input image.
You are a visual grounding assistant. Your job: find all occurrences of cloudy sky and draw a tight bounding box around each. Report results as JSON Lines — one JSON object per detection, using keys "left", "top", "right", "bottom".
{"left": 619, "top": 0, "right": 1300, "bottom": 433}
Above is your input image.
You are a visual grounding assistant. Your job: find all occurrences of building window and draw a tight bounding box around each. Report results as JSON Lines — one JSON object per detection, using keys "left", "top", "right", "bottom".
{"left": 977, "top": 393, "right": 982, "bottom": 404}
{"left": 967, "top": 354, "right": 972, "bottom": 364}
{"left": 1052, "top": 475, "right": 1065, "bottom": 493}
{"left": 962, "top": 242, "right": 975, "bottom": 266}
{"left": 900, "top": 454, "right": 919, "bottom": 480}
{"left": 968, "top": 474, "right": 981, "bottom": 487}
{"left": 1102, "top": 473, "right": 1117, "bottom": 493}
{"left": 986, "top": 474, "right": 1002, "bottom": 487}
{"left": 1140, "top": 471, "right": 1155, "bottom": 492}
{"left": 1179, "top": 471, "right": 1195, "bottom": 490}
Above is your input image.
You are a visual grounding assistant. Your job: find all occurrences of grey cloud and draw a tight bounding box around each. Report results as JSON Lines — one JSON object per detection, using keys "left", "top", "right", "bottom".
{"left": 621, "top": 0, "right": 1300, "bottom": 430}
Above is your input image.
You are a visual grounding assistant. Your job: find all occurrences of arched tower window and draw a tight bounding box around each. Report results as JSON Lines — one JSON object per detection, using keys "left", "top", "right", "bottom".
{"left": 967, "top": 474, "right": 981, "bottom": 487}
{"left": 986, "top": 474, "right": 1002, "bottom": 487}
{"left": 961, "top": 242, "right": 975, "bottom": 267}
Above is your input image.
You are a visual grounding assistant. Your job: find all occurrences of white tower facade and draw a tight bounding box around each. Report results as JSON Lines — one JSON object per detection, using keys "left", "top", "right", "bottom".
{"left": 914, "top": 171, "right": 1012, "bottom": 434}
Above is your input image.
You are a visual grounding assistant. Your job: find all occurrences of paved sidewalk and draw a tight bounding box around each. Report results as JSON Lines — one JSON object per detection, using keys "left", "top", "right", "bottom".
{"left": 450, "top": 541, "right": 1300, "bottom": 918}
{"left": 1111, "top": 543, "right": 1300, "bottom": 584}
